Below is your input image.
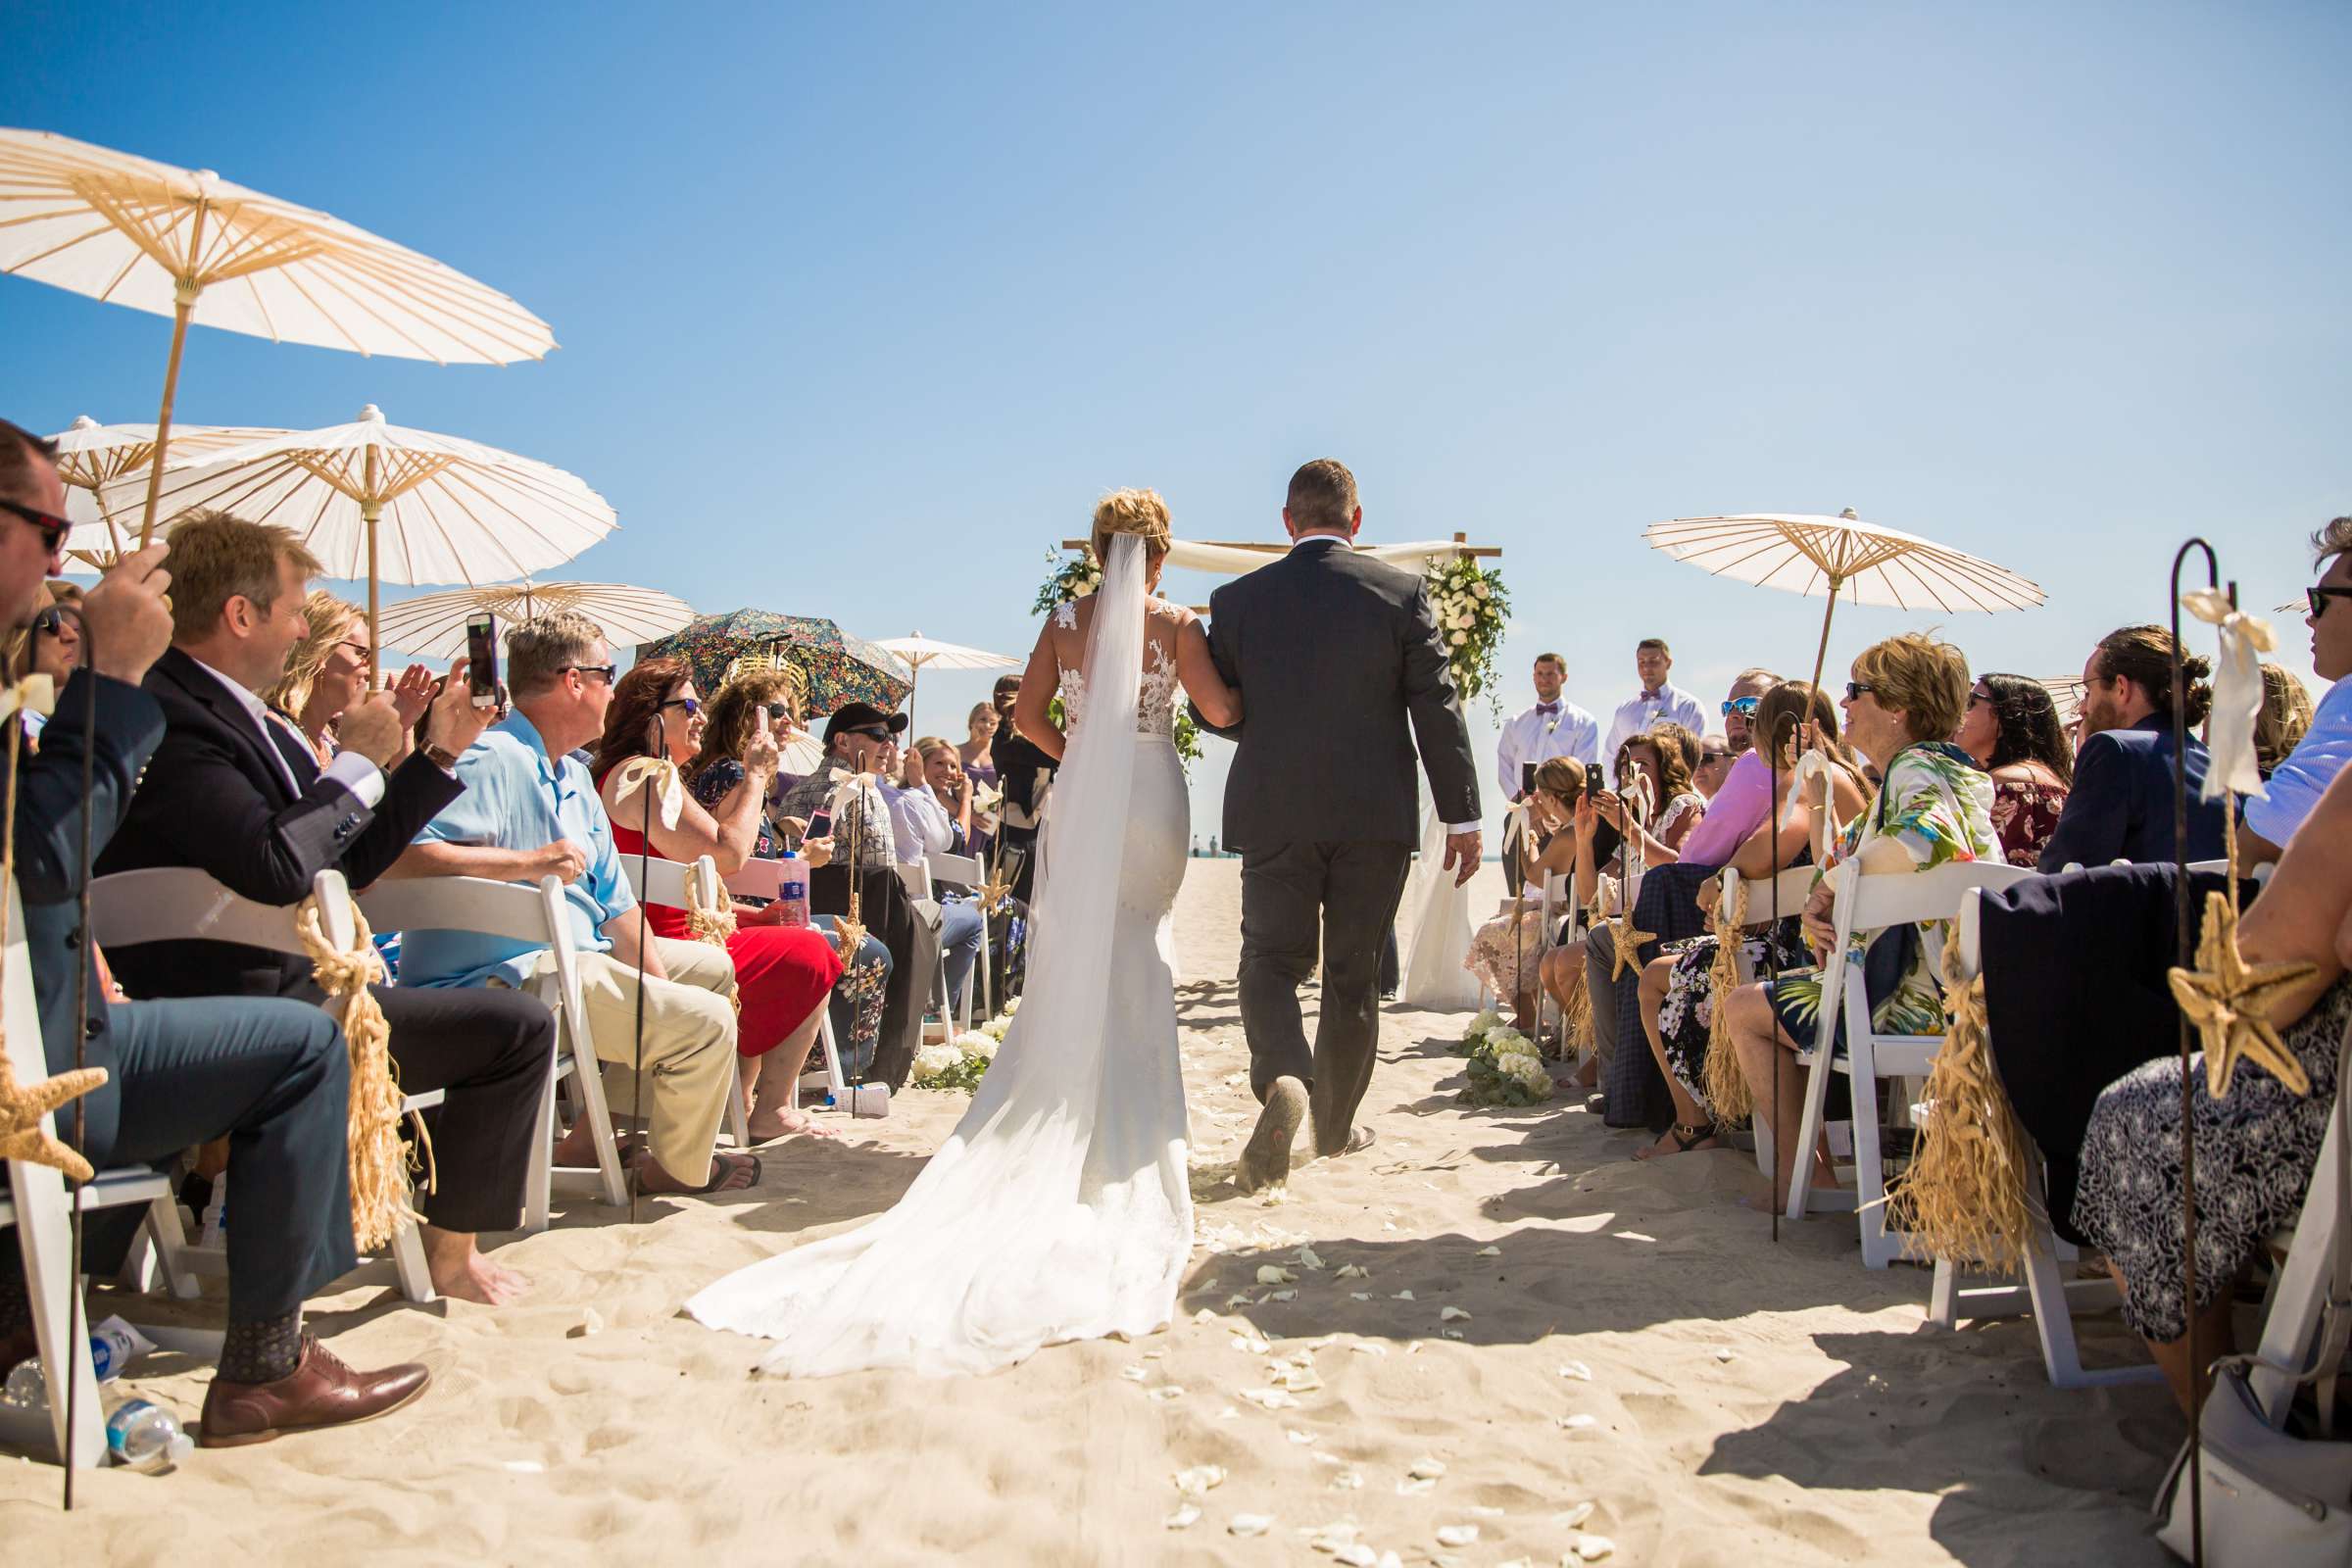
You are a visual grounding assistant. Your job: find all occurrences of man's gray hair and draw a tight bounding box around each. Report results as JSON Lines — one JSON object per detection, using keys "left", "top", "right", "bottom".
{"left": 2316, "top": 515, "right": 2352, "bottom": 567}
{"left": 507, "top": 610, "right": 608, "bottom": 697}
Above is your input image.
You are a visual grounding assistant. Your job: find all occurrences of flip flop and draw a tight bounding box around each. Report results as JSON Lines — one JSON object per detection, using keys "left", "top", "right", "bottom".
{"left": 633, "top": 1152, "right": 761, "bottom": 1196}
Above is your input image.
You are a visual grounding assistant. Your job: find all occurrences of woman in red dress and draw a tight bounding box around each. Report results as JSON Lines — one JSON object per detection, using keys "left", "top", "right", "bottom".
{"left": 593, "top": 659, "right": 844, "bottom": 1141}
{"left": 1952, "top": 670, "right": 2075, "bottom": 866}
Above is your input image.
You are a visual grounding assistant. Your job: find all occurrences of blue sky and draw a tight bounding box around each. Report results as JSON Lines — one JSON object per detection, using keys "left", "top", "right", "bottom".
{"left": 7, "top": 2, "right": 2346, "bottom": 839}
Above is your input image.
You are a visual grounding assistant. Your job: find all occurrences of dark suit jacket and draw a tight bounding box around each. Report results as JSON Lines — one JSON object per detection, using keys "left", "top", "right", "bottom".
{"left": 2036, "top": 719, "right": 2230, "bottom": 873}
{"left": 13, "top": 670, "right": 166, "bottom": 1162}
{"left": 1191, "top": 537, "right": 1480, "bottom": 850}
{"left": 98, "top": 647, "right": 463, "bottom": 1001}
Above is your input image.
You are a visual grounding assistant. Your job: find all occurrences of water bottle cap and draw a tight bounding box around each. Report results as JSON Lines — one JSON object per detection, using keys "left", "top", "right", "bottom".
{"left": 781, "top": 849, "right": 798, "bottom": 859}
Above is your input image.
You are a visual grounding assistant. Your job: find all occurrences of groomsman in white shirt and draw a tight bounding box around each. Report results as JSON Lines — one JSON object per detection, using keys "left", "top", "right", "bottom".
{"left": 1601, "top": 637, "right": 1707, "bottom": 764}
{"left": 1495, "top": 652, "right": 1597, "bottom": 894}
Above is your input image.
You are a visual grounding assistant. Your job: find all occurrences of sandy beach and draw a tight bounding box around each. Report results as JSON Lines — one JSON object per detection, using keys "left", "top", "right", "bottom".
{"left": 2, "top": 858, "right": 2178, "bottom": 1566}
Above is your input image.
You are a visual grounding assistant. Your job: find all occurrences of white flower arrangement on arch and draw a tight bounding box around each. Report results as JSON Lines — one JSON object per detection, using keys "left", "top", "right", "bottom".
{"left": 1424, "top": 556, "right": 1510, "bottom": 710}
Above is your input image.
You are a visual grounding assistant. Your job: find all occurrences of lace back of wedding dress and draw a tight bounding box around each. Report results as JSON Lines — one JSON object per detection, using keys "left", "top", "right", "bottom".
{"left": 688, "top": 533, "right": 1192, "bottom": 1378}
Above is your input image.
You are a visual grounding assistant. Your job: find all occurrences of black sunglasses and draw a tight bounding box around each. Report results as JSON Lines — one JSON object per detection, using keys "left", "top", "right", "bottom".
{"left": 2309, "top": 585, "right": 2352, "bottom": 617}
{"left": 30, "top": 606, "right": 71, "bottom": 638}
{"left": 760, "top": 701, "right": 793, "bottom": 723}
{"left": 0, "top": 498, "right": 72, "bottom": 553}
{"left": 564, "top": 663, "right": 618, "bottom": 685}
{"left": 659, "top": 696, "right": 703, "bottom": 716}
{"left": 1844, "top": 681, "right": 1876, "bottom": 702}
{"left": 845, "top": 725, "right": 895, "bottom": 743}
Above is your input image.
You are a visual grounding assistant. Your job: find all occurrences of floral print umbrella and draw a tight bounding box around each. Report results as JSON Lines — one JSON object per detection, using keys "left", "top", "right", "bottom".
{"left": 638, "top": 609, "right": 913, "bottom": 715}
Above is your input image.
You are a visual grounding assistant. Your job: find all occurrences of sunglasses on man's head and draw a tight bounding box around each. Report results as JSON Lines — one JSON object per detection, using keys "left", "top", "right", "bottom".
{"left": 0, "top": 499, "right": 72, "bottom": 554}
{"left": 1721, "top": 696, "right": 1760, "bottom": 716}
{"left": 2309, "top": 585, "right": 2352, "bottom": 617}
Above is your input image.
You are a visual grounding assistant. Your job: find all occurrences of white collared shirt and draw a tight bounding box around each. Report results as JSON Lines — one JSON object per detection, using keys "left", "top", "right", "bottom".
{"left": 880, "top": 780, "right": 956, "bottom": 863}
{"left": 1602, "top": 682, "right": 1708, "bottom": 765}
{"left": 188, "top": 654, "right": 384, "bottom": 808}
{"left": 1495, "top": 699, "right": 1599, "bottom": 800}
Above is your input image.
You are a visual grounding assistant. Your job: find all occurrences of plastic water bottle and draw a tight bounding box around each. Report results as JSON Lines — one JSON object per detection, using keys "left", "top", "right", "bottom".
{"left": 0, "top": 1316, "right": 154, "bottom": 1406}
{"left": 775, "top": 851, "right": 810, "bottom": 929}
{"left": 105, "top": 1397, "right": 193, "bottom": 1472}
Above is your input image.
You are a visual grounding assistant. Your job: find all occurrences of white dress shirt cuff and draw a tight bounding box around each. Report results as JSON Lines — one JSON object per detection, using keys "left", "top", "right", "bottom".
{"left": 323, "top": 750, "right": 386, "bottom": 808}
{"left": 1445, "top": 820, "right": 1483, "bottom": 835}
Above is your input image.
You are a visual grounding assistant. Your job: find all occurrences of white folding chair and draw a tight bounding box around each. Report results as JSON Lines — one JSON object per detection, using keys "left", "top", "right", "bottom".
{"left": 0, "top": 877, "right": 192, "bottom": 1468}
{"left": 357, "top": 874, "right": 625, "bottom": 1231}
{"left": 928, "top": 850, "right": 987, "bottom": 1028}
{"left": 621, "top": 854, "right": 755, "bottom": 1148}
{"left": 90, "top": 867, "right": 449, "bottom": 1304}
{"left": 1718, "top": 862, "right": 1822, "bottom": 1186}
{"left": 897, "top": 858, "right": 957, "bottom": 1042}
{"left": 1783, "top": 858, "right": 2038, "bottom": 1266}
{"left": 1923, "top": 886, "right": 2164, "bottom": 1388}
{"left": 718, "top": 859, "right": 851, "bottom": 1105}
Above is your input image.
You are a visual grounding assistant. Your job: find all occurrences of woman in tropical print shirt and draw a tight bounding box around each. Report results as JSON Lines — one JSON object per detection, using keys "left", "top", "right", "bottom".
{"left": 1722, "top": 633, "right": 2001, "bottom": 1201}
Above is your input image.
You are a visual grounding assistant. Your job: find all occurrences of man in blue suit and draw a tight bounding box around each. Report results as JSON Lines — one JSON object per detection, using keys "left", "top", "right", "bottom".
{"left": 2038, "top": 624, "right": 2229, "bottom": 872}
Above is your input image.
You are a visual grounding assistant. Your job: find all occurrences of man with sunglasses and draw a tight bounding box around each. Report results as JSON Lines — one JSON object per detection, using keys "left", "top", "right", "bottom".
{"left": 2242, "top": 515, "right": 2352, "bottom": 860}
{"left": 0, "top": 418, "right": 436, "bottom": 1446}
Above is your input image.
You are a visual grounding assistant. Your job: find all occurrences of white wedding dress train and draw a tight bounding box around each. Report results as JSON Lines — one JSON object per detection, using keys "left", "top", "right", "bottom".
{"left": 688, "top": 535, "right": 1194, "bottom": 1377}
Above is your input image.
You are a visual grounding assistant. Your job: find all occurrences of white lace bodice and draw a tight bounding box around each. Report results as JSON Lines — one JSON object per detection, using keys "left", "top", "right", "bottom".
{"left": 1054, "top": 599, "right": 1181, "bottom": 739}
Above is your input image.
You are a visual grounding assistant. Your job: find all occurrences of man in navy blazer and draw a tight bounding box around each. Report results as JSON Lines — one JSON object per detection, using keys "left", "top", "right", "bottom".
{"left": 2038, "top": 624, "right": 2229, "bottom": 872}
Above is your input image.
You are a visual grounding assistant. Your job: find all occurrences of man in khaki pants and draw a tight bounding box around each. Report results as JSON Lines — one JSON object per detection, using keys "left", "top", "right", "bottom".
{"left": 389, "top": 612, "right": 755, "bottom": 1194}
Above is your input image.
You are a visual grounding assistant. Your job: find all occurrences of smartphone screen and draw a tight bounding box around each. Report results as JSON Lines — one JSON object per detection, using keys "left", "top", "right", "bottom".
{"left": 465, "top": 614, "right": 500, "bottom": 709}
{"left": 1520, "top": 760, "right": 1538, "bottom": 796}
{"left": 804, "top": 805, "right": 833, "bottom": 842}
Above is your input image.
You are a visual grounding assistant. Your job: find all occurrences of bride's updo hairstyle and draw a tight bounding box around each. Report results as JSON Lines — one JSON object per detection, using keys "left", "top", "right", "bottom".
{"left": 1091, "top": 488, "right": 1173, "bottom": 570}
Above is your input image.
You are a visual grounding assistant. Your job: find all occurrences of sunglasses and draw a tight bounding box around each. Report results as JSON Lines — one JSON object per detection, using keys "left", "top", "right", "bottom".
{"left": 1720, "top": 696, "right": 1760, "bottom": 716}
{"left": 1844, "top": 681, "right": 1876, "bottom": 702}
{"left": 1967, "top": 690, "right": 1990, "bottom": 708}
{"left": 30, "top": 606, "right": 71, "bottom": 638}
{"left": 564, "top": 663, "right": 618, "bottom": 685}
{"left": 659, "top": 696, "right": 703, "bottom": 717}
{"left": 2309, "top": 585, "right": 2352, "bottom": 617}
{"left": 760, "top": 701, "right": 793, "bottom": 723}
{"left": 0, "top": 498, "right": 72, "bottom": 554}
{"left": 845, "top": 725, "right": 895, "bottom": 744}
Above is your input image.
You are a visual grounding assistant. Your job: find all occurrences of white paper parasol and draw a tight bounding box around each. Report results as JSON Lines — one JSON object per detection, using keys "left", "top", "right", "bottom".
{"left": 372, "top": 581, "right": 693, "bottom": 662}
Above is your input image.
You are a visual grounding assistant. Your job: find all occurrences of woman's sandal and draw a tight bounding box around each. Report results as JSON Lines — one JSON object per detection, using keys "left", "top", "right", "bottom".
{"left": 632, "top": 1151, "right": 761, "bottom": 1196}
{"left": 1634, "top": 1121, "right": 1720, "bottom": 1161}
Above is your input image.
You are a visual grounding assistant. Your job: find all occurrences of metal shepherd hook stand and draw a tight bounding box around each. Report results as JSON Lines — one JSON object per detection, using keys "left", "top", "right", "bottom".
{"left": 2171, "top": 537, "right": 2225, "bottom": 1568}
{"left": 58, "top": 603, "right": 99, "bottom": 1509}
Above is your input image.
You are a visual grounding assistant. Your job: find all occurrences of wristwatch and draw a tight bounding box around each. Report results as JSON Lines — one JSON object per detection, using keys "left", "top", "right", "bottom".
{"left": 421, "top": 741, "right": 462, "bottom": 774}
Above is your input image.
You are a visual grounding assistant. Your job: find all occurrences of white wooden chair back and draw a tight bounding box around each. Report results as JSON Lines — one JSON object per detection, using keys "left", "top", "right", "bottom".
{"left": 1785, "top": 857, "right": 2038, "bottom": 1262}
{"left": 617, "top": 855, "right": 755, "bottom": 1144}
{"left": 357, "top": 873, "right": 624, "bottom": 1225}
{"left": 88, "top": 867, "right": 448, "bottom": 1303}
{"left": 713, "top": 858, "right": 849, "bottom": 1106}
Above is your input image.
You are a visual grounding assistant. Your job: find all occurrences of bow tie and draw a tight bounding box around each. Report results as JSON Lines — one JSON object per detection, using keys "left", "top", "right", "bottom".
{"left": 1640, "top": 690, "right": 1665, "bottom": 703}
{"left": 1535, "top": 704, "right": 1560, "bottom": 716}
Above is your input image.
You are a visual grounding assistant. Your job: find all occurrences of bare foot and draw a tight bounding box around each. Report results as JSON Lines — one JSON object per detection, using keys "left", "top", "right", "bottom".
{"left": 419, "top": 1228, "right": 529, "bottom": 1305}
{"left": 549, "top": 1120, "right": 633, "bottom": 1170}
{"left": 1571, "top": 1056, "right": 1598, "bottom": 1089}
{"left": 1237, "top": 1077, "right": 1306, "bottom": 1195}
{"left": 745, "top": 1106, "right": 838, "bottom": 1143}
{"left": 634, "top": 1150, "right": 760, "bottom": 1196}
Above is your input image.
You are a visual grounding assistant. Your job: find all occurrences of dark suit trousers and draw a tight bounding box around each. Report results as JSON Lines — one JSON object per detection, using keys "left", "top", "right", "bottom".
{"left": 1238, "top": 841, "right": 1412, "bottom": 1135}
{"left": 350, "top": 983, "right": 551, "bottom": 1235}
{"left": 83, "top": 997, "right": 356, "bottom": 1323}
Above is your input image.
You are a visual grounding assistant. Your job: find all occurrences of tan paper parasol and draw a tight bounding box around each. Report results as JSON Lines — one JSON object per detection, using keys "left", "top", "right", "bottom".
{"left": 872, "top": 632, "right": 1021, "bottom": 732}
{"left": 50, "top": 416, "right": 285, "bottom": 564}
{"left": 372, "top": 581, "right": 694, "bottom": 662}
{"left": 0, "top": 127, "right": 556, "bottom": 543}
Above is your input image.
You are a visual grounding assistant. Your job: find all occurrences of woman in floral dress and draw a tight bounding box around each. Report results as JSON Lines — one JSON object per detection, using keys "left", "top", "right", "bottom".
{"left": 1465, "top": 758, "right": 1593, "bottom": 1028}
{"left": 1722, "top": 634, "right": 2002, "bottom": 1200}
{"left": 1952, "top": 671, "right": 2073, "bottom": 866}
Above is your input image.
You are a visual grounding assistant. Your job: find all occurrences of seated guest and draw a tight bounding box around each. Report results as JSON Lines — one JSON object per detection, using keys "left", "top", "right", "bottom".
{"left": 1725, "top": 633, "right": 2001, "bottom": 1200}
{"left": 1636, "top": 681, "right": 1868, "bottom": 1160}
{"left": 882, "top": 735, "right": 985, "bottom": 1014}
{"left": 1720, "top": 667, "right": 1783, "bottom": 756}
{"left": 2037, "top": 624, "right": 2226, "bottom": 871}
{"left": 389, "top": 612, "right": 756, "bottom": 1196}
{"left": 683, "top": 669, "right": 894, "bottom": 1084}
{"left": 917, "top": 733, "right": 989, "bottom": 862}
{"left": 1592, "top": 724, "right": 1707, "bottom": 865}
{"left": 1467, "top": 759, "right": 1591, "bottom": 1030}
{"left": 1952, "top": 670, "right": 2074, "bottom": 866}
{"left": 2243, "top": 515, "right": 2351, "bottom": 859}
{"left": 2074, "top": 765, "right": 2352, "bottom": 1412}
{"left": 99, "top": 511, "right": 553, "bottom": 1305}
{"left": 1601, "top": 637, "right": 1708, "bottom": 762}
{"left": 0, "top": 420, "right": 427, "bottom": 1444}
{"left": 7, "top": 580, "right": 80, "bottom": 747}
{"left": 590, "top": 661, "right": 845, "bottom": 1143}
{"left": 264, "top": 589, "right": 436, "bottom": 769}
{"left": 775, "top": 702, "right": 940, "bottom": 1086}
{"left": 2255, "top": 662, "right": 2315, "bottom": 780}
{"left": 1692, "top": 733, "right": 1734, "bottom": 799}
{"left": 1669, "top": 668, "right": 1790, "bottom": 869}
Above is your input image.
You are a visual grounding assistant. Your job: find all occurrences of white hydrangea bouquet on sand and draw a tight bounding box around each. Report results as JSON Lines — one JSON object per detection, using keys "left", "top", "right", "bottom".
{"left": 1424, "top": 556, "right": 1508, "bottom": 710}
{"left": 910, "top": 999, "right": 1020, "bottom": 1094}
{"left": 1452, "top": 1008, "right": 1554, "bottom": 1106}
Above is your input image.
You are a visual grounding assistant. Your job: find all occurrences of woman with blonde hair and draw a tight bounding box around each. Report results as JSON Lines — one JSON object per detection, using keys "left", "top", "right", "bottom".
{"left": 2254, "top": 660, "right": 2317, "bottom": 779}
{"left": 263, "top": 590, "right": 436, "bottom": 766}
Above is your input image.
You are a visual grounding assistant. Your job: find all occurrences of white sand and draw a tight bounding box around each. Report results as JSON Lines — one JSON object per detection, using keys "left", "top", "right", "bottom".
{"left": 3, "top": 859, "right": 2177, "bottom": 1564}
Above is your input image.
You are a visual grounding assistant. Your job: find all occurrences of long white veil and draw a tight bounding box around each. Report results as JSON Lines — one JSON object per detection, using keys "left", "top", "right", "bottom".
{"left": 687, "top": 534, "right": 1153, "bottom": 1376}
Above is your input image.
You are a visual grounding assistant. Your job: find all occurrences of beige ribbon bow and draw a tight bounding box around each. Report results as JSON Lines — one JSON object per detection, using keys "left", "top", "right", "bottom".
{"left": 2181, "top": 588, "right": 2277, "bottom": 803}
{"left": 609, "top": 756, "right": 686, "bottom": 832}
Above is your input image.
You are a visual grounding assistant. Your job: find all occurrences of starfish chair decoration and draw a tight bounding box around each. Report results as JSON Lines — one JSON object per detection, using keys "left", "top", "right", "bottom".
{"left": 975, "top": 862, "right": 1014, "bottom": 916}
{"left": 1605, "top": 774, "right": 1658, "bottom": 979}
{"left": 2170, "top": 889, "right": 2318, "bottom": 1100}
{"left": 0, "top": 1053, "right": 108, "bottom": 1184}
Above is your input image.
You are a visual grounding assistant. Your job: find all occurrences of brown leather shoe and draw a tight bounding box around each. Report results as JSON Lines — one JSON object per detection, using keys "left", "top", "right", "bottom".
{"left": 198, "top": 1333, "right": 429, "bottom": 1447}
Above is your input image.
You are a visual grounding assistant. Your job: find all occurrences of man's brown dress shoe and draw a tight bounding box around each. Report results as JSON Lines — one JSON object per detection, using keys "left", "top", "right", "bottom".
{"left": 199, "top": 1333, "right": 429, "bottom": 1447}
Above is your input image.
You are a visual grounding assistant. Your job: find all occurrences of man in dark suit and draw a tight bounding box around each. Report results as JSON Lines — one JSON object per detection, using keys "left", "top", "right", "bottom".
{"left": 0, "top": 422, "right": 427, "bottom": 1446}
{"left": 2038, "top": 624, "right": 2230, "bottom": 872}
{"left": 98, "top": 511, "right": 551, "bottom": 1306}
{"left": 1193, "top": 459, "right": 1482, "bottom": 1192}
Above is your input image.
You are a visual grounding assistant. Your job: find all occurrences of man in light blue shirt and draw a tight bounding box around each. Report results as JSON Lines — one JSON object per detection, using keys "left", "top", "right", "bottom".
{"left": 388, "top": 612, "right": 754, "bottom": 1196}
{"left": 2246, "top": 516, "right": 2352, "bottom": 857}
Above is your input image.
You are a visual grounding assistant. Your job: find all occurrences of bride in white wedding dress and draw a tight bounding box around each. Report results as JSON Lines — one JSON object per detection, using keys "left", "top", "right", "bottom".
{"left": 688, "top": 493, "right": 1242, "bottom": 1377}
